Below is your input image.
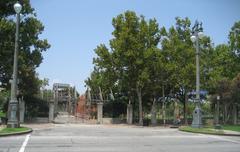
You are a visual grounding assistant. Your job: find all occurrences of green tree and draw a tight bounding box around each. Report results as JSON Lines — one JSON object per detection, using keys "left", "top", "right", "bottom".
{"left": 87, "top": 11, "right": 161, "bottom": 125}
{"left": 229, "top": 21, "right": 240, "bottom": 55}
{"left": 159, "top": 17, "right": 214, "bottom": 124}
{"left": 207, "top": 21, "right": 240, "bottom": 96}
{"left": 231, "top": 73, "right": 240, "bottom": 124}
{"left": 0, "top": 0, "right": 50, "bottom": 97}
{"left": 110, "top": 11, "right": 161, "bottom": 125}
{"left": 212, "top": 75, "right": 240, "bottom": 125}
{"left": 160, "top": 18, "right": 195, "bottom": 124}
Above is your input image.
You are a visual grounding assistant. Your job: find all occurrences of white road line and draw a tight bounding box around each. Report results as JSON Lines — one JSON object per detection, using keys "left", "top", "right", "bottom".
{"left": 19, "top": 134, "right": 31, "bottom": 152}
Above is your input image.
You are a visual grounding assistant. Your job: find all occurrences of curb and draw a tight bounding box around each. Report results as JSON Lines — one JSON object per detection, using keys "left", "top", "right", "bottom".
{"left": 179, "top": 128, "right": 240, "bottom": 137}
{"left": 52, "top": 121, "right": 66, "bottom": 124}
{"left": 0, "top": 128, "right": 32, "bottom": 137}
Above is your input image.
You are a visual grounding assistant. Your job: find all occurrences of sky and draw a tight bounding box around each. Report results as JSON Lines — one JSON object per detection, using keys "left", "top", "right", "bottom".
{"left": 31, "top": 0, "right": 240, "bottom": 94}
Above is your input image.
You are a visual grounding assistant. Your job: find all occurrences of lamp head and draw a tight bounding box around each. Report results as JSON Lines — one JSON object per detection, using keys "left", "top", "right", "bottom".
{"left": 14, "top": 2, "right": 22, "bottom": 14}
{"left": 190, "top": 35, "right": 196, "bottom": 43}
{"left": 198, "top": 31, "right": 204, "bottom": 39}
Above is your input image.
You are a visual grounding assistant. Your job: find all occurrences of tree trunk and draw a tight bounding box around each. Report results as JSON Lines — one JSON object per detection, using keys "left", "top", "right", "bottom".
{"left": 214, "top": 100, "right": 220, "bottom": 125}
{"left": 223, "top": 104, "right": 225, "bottom": 124}
{"left": 174, "top": 99, "right": 179, "bottom": 123}
{"left": 127, "top": 99, "right": 133, "bottom": 124}
{"left": 174, "top": 100, "right": 177, "bottom": 122}
{"left": 162, "top": 86, "right": 166, "bottom": 125}
{"left": 223, "top": 104, "right": 228, "bottom": 124}
{"left": 214, "top": 103, "right": 217, "bottom": 125}
{"left": 233, "top": 104, "right": 237, "bottom": 125}
{"left": 237, "top": 106, "right": 239, "bottom": 124}
{"left": 136, "top": 86, "right": 143, "bottom": 126}
{"left": 151, "top": 97, "right": 157, "bottom": 126}
{"left": 216, "top": 100, "right": 220, "bottom": 124}
{"left": 184, "top": 92, "right": 188, "bottom": 125}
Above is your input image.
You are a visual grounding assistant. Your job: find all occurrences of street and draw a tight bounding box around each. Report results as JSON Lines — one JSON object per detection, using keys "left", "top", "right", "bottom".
{"left": 0, "top": 124, "right": 240, "bottom": 152}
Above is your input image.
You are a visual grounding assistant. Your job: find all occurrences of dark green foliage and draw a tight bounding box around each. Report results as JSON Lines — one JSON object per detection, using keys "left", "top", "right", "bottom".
{"left": 103, "top": 100, "right": 127, "bottom": 118}
{"left": 0, "top": 0, "right": 34, "bottom": 18}
{"left": 24, "top": 96, "right": 49, "bottom": 119}
{"left": 0, "top": 91, "right": 10, "bottom": 113}
{"left": 210, "top": 73, "right": 240, "bottom": 124}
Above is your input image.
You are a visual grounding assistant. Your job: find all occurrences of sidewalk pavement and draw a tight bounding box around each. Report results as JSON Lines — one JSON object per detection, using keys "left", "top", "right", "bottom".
{"left": 223, "top": 130, "right": 240, "bottom": 136}
{"left": 22, "top": 123, "right": 55, "bottom": 131}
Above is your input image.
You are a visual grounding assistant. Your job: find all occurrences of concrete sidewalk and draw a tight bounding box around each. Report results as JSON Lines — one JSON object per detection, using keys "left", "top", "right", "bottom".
{"left": 222, "top": 130, "right": 240, "bottom": 136}
{"left": 22, "top": 123, "right": 55, "bottom": 130}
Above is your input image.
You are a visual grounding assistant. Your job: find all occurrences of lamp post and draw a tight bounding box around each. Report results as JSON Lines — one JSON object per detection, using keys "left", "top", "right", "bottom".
{"left": 190, "top": 20, "right": 204, "bottom": 128}
{"left": 7, "top": 2, "right": 22, "bottom": 128}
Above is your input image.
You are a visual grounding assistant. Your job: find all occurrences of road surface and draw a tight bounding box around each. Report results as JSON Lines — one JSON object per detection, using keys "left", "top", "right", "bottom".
{"left": 0, "top": 124, "right": 240, "bottom": 152}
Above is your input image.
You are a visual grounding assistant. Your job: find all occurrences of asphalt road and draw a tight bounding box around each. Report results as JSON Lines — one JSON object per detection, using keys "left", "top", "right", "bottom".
{"left": 0, "top": 124, "right": 240, "bottom": 152}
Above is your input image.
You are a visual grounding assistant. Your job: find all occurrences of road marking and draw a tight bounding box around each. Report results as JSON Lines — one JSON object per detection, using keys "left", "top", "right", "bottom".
{"left": 19, "top": 134, "right": 31, "bottom": 152}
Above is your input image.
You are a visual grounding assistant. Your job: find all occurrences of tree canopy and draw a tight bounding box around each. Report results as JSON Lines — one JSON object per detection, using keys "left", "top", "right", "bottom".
{"left": 86, "top": 11, "right": 240, "bottom": 125}
{"left": 0, "top": 0, "right": 50, "bottom": 96}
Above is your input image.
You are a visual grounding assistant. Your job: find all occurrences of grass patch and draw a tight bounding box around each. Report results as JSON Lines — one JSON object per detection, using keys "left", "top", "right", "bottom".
{"left": 0, "top": 127, "right": 31, "bottom": 135}
{"left": 179, "top": 126, "right": 224, "bottom": 135}
{"left": 223, "top": 125, "right": 240, "bottom": 132}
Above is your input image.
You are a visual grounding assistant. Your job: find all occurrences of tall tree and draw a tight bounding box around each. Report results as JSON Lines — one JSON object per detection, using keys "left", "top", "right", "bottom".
{"left": 231, "top": 73, "right": 240, "bottom": 124}
{"left": 159, "top": 17, "right": 214, "bottom": 124}
{"left": 229, "top": 21, "right": 240, "bottom": 55}
{"left": 87, "top": 11, "right": 160, "bottom": 125}
{"left": 160, "top": 18, "right": 196, "bottom": 124}
{"left": 111, "top": 11, "right": 161, "bottom": 125}
{"left": 0, "top": 0, "right": 50, "bottom": 96}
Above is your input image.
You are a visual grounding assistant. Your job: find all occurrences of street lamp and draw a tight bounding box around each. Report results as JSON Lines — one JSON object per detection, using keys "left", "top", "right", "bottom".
{"left": 7, "top": 2, "right": 22, "bottom": 128}
{"left": 191, "top": 20, "right": 204, "bottom": 128}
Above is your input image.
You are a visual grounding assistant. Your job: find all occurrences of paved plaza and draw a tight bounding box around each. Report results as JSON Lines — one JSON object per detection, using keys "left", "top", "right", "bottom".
{"left": 0, "top": 124, "right": 240, "bottom": 152}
